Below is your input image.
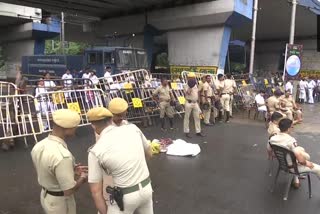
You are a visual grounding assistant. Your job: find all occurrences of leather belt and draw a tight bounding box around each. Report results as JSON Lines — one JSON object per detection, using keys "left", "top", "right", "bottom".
{"left": 42, "top": 188, "right": 64, "bottom": 197}
{"left": 121, "top": 177, "right": 151, "bottom": 195}
{"left": 187, "top": 99, "right": 197, "bottom": 103}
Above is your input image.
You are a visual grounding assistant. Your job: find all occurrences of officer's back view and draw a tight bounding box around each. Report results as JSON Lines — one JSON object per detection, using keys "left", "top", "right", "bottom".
{"left": 87, "top": 107, "right": 153, "bottom": 214}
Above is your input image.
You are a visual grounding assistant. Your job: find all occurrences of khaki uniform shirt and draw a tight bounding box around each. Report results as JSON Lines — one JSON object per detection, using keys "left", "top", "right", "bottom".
{"left": 280, "top": 95, "right": 294, "bottom": 109}
{"left": 267, "top": 96, "right": 280, "bottom": 113}
{"left": 215, "top": 80, "right": 224, "bottom": 92}
{"left": 198, "top": 81, "right": 205, "bottom": 93}
{"left": 88, "top": 124, "right": 150, "bottom": 188}
{"left": 222, "top": 79, "right": 236, "bottom": 94}
{"left": 202, "top": 82, "right": 213, "bottom": 102}
{"left": 268, "top": 122, "right": 280, "bottom": 137}
{"left": 184, "top": 84, "right": 199, "bottom": 102}
{"left": 153, "top": 85, "right": 171, "bottom": 102}
{"left": 269, "top": 133, "right": 297, "bottom": 151}
{"left": 31, "top": 135, "right": 76, "bottom": 191}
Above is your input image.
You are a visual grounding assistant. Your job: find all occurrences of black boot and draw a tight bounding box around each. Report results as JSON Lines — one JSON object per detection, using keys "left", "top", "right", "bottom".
{"left": 169, "top": 118, "right": 174, "bottom": 130}
{"left": 161, "top": 118, "right": 166, "bottom": 131}
{"left": 225, "top": 111, "right": 230, "bottom": 123}
{"left": 218, "top": 111, "right": 223, "bottom": 122}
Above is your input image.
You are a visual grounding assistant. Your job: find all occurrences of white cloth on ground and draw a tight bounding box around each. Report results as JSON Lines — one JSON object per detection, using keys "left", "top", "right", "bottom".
{"left": 166, "top": 139, "right": 201, "bottom": 157}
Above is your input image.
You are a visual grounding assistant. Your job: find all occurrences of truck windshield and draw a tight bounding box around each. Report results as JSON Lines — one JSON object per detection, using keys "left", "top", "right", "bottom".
{"left": 116, "top": 49, "right": 136, "bottom": 68}
{"left": 136, "top": 50, "right": 148, "bottom": 68}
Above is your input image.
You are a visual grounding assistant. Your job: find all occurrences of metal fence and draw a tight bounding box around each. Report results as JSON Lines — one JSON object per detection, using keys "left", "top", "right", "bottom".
{"left": 0, "top": 94, "right": 39, "bottom": 147}
{"left": 0, "top": 81, "right": 18, "bottom": 95}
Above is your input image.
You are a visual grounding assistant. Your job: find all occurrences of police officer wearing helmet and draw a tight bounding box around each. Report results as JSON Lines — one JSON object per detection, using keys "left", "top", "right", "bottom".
{"left": 108, "top": 97, "right": 129, "bottom": 126}
{"left": 184, "top": 72, "right": 205, "bottom": 138}
{"left": 31, "top": 109, "right": 88, "bottom": 214}
{"left": 87, "top": 107, "right": 153, "bottom": 214}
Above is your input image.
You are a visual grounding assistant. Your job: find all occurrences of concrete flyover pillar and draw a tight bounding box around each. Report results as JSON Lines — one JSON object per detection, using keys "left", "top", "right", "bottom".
{"left": 167, "top": 25, "right": 231, "bottom": 74}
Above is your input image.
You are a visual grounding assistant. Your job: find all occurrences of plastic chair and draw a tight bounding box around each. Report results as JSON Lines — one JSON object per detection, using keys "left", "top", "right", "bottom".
{"left": 270, "top": 143, "right": 312, "bottom": 201}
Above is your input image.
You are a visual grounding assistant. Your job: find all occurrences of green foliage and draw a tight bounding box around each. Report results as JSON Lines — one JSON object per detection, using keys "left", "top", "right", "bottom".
{"left": 155, "top": 52, "right": 169, "bottom": 67}
{"left": 45, "top": 39, "right": 89, "bottom": 55}
{"left": 230, "top": 62, "right": 246, "bottom": 74}
{"left": 0, "top": 46, "right": 5, "bottom": 68}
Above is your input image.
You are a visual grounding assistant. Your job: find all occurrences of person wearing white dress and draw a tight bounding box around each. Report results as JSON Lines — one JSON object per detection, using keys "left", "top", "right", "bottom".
{"left": 35, "top": 79, "right": 52, "bottom": 130}
{"left": 62, "top": 70, "right": 73, "bottom": 98}
{"left": 285, "top": 80, "right": 293, "bottom": 95}
{"left": 104, "top": 67, "right": 114, "bottom": 84}
{"left": 299, "top": 79, "right": 307, "bottom": 103}
{"left": 255, "top": 90, "right": 267, "bottom": 118}
{"left": 307, "top": 79, "right": 316, "bottom": 104}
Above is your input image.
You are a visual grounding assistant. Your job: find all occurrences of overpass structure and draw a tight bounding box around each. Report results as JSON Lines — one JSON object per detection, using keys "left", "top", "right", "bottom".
{"left": 0, "top": 0, "right": 319, "bottom": 78}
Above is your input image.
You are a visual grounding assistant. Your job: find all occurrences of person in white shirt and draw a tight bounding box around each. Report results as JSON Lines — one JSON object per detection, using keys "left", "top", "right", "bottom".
{"left": 82, "top": 69, "right": 90, "bottom": 88}
{"left": 104, "top": 67, "right": 114, "bottom": 84}
{"left": 299, "top": 79, "right": 307, "bottom": 103}
{"left": 43, "top": 72, "right": 56, "bottom": 91}
{"left": 255, "top": 90, "right": 267, "bottom": 114}
{"left": 89, "top": 70, "right": 99, "bottom": 86}
{"left": 285, "top": 80, "right": 293, "bottom": 95}
{"left": 62, "top": 69, "right": 73, "bottom": 87}
{"left": 307, "top": 79, "right": 316, "bottom": 104}
{"left": 35, "top": 79, "right": 52, "bottom": 130}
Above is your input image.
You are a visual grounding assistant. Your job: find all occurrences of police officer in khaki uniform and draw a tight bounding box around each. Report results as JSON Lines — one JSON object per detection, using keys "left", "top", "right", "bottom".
{"left": 216, "top": 74, "right": 236, "bottom": 123}
{"left": 226, "top": 74, "right": 237, "bottom": 118}
{"left": 266, "top": 90, "right": 288, "bottom": 118}
{"left": 153, "top": 78, "right": 175, "bottom": 131}
{"left": 202, "top": 75, "right": 214, "bottom": 126}
{"left": 31, "top": 109, "right": 88, "bottom": 214}
{"left": 87, "top": 107, "right": 153, "bottom": 214}
{"left": 184, "top": 72, "right": 205, "bottom": 138}
{"left": 108, "top": 98, "right": 129, "bottom": 126}
{"left": 280, "top": 90, "right": 302, "bottom": 123}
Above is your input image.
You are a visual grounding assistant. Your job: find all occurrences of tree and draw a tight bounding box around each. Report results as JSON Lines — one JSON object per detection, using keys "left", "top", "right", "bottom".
{"left": 45, "top": 39, "right": 89, "bottom": 55}
{"left": 0, "top": 46, "right": 5, "bottom": 68}
{"left": 155, "top": 52, "right": 169, "bottom": 67}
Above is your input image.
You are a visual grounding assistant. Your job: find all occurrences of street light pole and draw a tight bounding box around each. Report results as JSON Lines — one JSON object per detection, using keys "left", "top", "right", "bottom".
{"left": 289, "top": 0, "right": 297, "bottom": 45}
{"left": 60, "top": 12, "right": 65, "bottom": 55}
{"left": 249, "top": 0, "right": 258, "bottom": 75}
{"left": 288, "top": 0, "right": 298, "bottom": 101}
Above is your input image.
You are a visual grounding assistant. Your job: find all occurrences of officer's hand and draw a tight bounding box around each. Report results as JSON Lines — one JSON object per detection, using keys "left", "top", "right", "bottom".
{"left": 75, "top": 163, "right": 88, "bottom": 176}
{"left": 80, "top": 171, "right": 88, "bottom": 180}
{"left": 306, "top": 161, "right": 314, "bottom": 169}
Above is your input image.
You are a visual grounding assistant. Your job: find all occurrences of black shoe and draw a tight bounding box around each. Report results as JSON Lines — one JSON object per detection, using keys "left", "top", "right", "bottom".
{"left": 185, "top": 133, "right": 192, "bottom": 138}
{"left": 196, "top": 132, "right": 206, "bottom": 137}
{"left": 225, "top": 111, "right": 230, "bottom": 123}
{"left": 161, "top": 128, "right": 167, "bottom": 132}
{"left": 204, "top": 123, "right": 214, "bottom": 126}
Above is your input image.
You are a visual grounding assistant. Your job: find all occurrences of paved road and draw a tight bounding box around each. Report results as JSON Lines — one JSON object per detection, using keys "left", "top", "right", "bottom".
{"left": 1, "top": 104, "right": 320, "bottom": 214}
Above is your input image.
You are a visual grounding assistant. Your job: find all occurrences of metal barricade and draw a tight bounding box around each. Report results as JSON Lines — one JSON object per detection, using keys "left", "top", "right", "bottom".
{"left": 181, "top": 71, "right": 217, "bottom": 84}
{"left": 236, "top": 84, "right": 256, "bottom": 109}
{"left": 97, "top": 69, "right": 151, "bottom": 92}
{"left": 35, "top": 88, "right": 107, "bottom": 131}
{"left": 0, "top": 94, "right": 40, "bottom": 147}
{"left": 0, "top": 81, "right": 18, "bottom": 95}
{"left": 26, "top": 78, "right": 95, "bottom": 95}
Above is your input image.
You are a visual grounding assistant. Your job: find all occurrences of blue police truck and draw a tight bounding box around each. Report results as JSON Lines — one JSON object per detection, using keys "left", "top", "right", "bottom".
{"left": 21, "top": 46, "right": 148, "bottom": 78}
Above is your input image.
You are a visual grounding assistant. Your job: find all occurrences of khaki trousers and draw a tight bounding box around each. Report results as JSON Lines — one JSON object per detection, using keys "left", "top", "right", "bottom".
{"left": 184, "top": 102, "right": 201, "bottom": 133}
{"left": 203, "top": 103, "right": 212, "bottom": 124}
{"left": 159, "top": 101, "right": 174, "bottom": 118}
{"left": 107, "top": 183, "right": 153, "bottom": 214}
{"left": 221, "top": 94, "right": 231, "bottom": 112}
{"left": 40, "top": 189, "right": 76, "bottom": 214}
{"left": 229, "top": 94, "right": 234, "bottom": 116}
